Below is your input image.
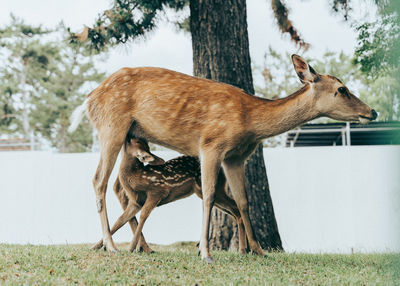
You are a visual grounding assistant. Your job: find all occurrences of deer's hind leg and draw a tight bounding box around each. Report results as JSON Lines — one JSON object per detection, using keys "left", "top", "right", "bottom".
{"left": 214, "top": 172, "right": 247, "bottom": 254}
{"left": 222, "top": 161, "right": 264, "bottom": 256}
{"left": 195, "top": 171, "right": 247, "bottom": 254}
{"left": 91, "top": 120, "right": 132, "bottom": 252}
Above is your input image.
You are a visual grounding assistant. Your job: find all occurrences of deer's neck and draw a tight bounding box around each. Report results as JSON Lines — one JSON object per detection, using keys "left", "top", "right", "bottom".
{"left": 250, "top": 84, "right": 320, "bottom": 140}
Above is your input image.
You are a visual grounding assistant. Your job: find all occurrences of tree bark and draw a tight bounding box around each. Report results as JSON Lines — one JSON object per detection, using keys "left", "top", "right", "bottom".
{"left": 189, "top": 0, "right": 283, "bottom": 251}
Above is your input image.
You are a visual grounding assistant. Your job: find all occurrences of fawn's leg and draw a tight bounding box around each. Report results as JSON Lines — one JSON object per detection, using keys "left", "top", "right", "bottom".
{"left": 92, "top": 219, "right": 153, "bottom": 253}
{"left": 127, "top": 217, "right": 154, "bottom": 253}
{"left": 129, "top": 195, "right": 162, "bottom": 252}
{"left": 108, "top": 178, "right": 154, "bottom": 253}
{"left": 222, "top": 161, "right": 264, "bottom": 256}
{"left": 92, "top": 200, "right": 142, "bottom": 250}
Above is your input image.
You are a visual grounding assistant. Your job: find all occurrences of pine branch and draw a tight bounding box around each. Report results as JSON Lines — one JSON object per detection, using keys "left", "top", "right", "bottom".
{"left": 331, "top": 0, "right": 351, "bottom": 20}
{"left": 270, "top": 0, "right": 309, "bottom": 50}
{"left": 69, "top": 0, "right": 188, "bottom": 51}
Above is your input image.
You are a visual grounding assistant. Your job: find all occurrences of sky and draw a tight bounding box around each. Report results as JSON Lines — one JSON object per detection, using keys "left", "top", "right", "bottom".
{"left": 0, "top": 0, "right": 377, "bottom": 78}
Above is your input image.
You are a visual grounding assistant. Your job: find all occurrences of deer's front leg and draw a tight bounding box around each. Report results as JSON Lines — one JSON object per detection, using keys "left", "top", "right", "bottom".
{"left": 198, "top": 150, "right": 222, "bottom": 263}
{"left": 222, "top": 161, "right": 264, "bottom": 256}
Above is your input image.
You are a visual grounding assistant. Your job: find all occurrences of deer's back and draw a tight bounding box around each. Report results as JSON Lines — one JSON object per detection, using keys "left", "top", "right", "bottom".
{"left": 87, "top": 67, "right": 256, "bottom": 156}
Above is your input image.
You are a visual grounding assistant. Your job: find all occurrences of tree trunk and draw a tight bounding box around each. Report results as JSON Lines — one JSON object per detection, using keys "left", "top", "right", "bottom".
{"left": 189, "top": 0, "right": 283, "bottom": 251}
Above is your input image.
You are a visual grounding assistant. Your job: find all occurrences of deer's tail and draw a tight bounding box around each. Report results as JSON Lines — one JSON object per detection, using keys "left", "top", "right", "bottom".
{"left": 68, "top": 98, "right": 89, "bottom": 133}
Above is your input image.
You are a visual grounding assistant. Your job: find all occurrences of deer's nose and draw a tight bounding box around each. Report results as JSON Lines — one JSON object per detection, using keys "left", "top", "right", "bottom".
{"left": 371, "top": 109, "right": 378, "bottom": 120}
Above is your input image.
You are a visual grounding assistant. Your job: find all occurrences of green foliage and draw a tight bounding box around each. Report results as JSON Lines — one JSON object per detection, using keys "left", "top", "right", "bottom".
{"left": 70, "top": 0, "right": 189, "bottom": 51}
{"left": 0, "top": 243, "right": 397, "bottom": 285}
{"left": 354, "top": 15, "right": 400, "bottom": 77}
{"left": 0, "top": 17, "right": 106, "bottom": 152}
{"left": 353, "top": 1, "right": 400, "bottom": 122}
{"left": 0, "top": 16, "right": 57, "bottom": 137}
{"left": 359, "top": 75, "right": 400, "bottom": 121}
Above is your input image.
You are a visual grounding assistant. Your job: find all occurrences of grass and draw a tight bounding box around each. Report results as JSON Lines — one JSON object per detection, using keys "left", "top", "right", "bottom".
{"left": 0, "top": 242, "right": 398, "bottom": 285}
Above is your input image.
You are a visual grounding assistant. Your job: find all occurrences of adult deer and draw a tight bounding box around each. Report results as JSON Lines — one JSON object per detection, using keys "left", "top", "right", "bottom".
{"left": 69, "top": 55, "right": 376, "bottom": 263}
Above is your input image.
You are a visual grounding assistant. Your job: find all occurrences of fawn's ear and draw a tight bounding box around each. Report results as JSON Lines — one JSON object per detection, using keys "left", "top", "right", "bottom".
{"left": 291, "top": 54, "right": 319, "bottom": 83}
{"left": 137, "top": 150, "right": 165, "bottom": 165}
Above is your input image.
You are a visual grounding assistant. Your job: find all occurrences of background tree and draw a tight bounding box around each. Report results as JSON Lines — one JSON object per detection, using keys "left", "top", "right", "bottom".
{"left": 30, "top": 28, "right": 106, "bottom": 152}
{"left": 0, "top": 17, "right": 106, "bottom": 152}
{"left": 354, "top": 1, "right": 399, "bottom": 77}
{"left": 0, "top": 15, "right": 54, "bottom": 138}
{"left": 189, "top": 0, "right": 282, "bottom": 251}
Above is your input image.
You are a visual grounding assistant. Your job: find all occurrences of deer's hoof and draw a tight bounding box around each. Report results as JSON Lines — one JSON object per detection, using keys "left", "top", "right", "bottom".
{"left": 144, "top": 248, "right": 155, "bottom": 254}
{"left": 91, "top": 242, "right": 103, "bottom": 250}
{"left": 203, "top": 256, "right": 215, "bottom": 264}
{"left": 250, "top": 249, "right": 264, "bottom": 256}
{"left": 104, "top": 244, "right": 118, "bottom": 253}
{"left": 137, "top": 246, "right": 155, "bottom": 254}
{"left": 104, "top": 246, "right": 118, "bottom": 253}
{"left": 239, "top": 249, "right": 247, "bottom": 255}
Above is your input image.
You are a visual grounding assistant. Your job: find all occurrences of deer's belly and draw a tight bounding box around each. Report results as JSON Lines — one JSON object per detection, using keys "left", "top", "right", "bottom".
{"left": 157, "top": 182, "right": 195, "bottom": 206}
{"left": 129, "top": 119, "right": 200, "bottom": 156}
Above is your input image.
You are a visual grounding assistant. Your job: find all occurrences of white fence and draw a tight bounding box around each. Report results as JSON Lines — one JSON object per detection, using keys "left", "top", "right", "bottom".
{"left": 0, "top": 146, "right": 399, "bottom": 253}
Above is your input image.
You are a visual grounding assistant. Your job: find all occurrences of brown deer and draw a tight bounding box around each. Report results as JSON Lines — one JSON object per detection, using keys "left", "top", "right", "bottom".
{"left": 69, "top": 54, "right": 376, "bottom": 263}
{"left": 91, "top": 136, "right": 247, "bottom": 253}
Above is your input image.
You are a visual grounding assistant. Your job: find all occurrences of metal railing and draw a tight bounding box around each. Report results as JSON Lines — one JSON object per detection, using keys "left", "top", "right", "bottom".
{"left": 286, "top": 123, "right": 400, "bottom": 147}
{"left": 0, "top": 132, "right": 36, "bottom": 151}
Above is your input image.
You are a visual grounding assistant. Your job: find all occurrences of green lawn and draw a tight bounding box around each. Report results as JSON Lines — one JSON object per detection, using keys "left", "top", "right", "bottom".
{"left": 0, "top": 242, "right": 398, "bottom": 285}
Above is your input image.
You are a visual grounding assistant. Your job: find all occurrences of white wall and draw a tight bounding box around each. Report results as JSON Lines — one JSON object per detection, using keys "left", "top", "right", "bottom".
{"left": 264, "top": 146, "right": 400, "bottom": 253}
{"left": 0, "top": 146, "right": 399, "bottom": 253}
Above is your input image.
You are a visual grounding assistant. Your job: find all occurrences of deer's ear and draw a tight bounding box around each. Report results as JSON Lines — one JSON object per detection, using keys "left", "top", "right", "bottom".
{"left": 291, "top": 54, "right": 319, "bottom": 83}
{"left": 148, "top": 153, "right": 165, "bottom": 166}
{"left": 137, "top": 150, "right": 165, "bottom": 165}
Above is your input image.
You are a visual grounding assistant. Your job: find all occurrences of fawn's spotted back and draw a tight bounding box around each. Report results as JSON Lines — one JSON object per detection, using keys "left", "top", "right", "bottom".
{"left": 139, "top": 156, "right": 201, "bottom": 188}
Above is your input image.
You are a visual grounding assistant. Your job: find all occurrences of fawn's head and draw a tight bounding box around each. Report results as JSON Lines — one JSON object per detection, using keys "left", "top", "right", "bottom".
{"left": 291, "top": 54, "right": 377, "bottom": 124}
{"left": 126, "top": 138, "right": 165, "bottom": 165}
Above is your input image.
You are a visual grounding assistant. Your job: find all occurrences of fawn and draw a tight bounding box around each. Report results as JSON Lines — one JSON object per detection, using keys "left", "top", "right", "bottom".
{"left": 92, "top": 136, "right": 247, "bottom": 253}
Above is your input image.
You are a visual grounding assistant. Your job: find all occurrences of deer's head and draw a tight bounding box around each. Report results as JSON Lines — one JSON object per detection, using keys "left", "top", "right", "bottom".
{"left": 126, "top": 138, "right": 165, "bottom": 165}
{"left": 291, "top": 54, "right": 377, "bottom": 124}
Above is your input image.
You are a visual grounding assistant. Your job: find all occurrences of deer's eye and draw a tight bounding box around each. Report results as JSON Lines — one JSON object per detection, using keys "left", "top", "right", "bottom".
{"left": 338, "top": 87, "right": 350, "bottom": 98}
